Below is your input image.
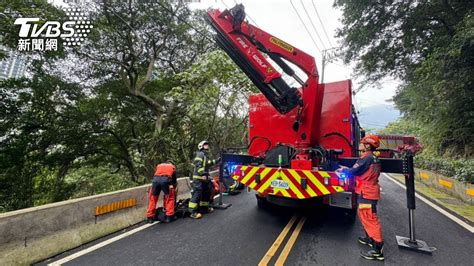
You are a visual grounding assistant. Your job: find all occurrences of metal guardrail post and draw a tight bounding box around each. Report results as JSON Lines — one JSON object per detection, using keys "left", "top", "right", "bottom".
{"left": 396, "top": 154, "right": 436, "bottom": 254}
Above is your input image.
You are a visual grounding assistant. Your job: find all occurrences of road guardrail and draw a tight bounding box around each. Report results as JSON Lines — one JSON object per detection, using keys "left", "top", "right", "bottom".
{"left": 0, "top": 177, "right": 192, "bottom": 265}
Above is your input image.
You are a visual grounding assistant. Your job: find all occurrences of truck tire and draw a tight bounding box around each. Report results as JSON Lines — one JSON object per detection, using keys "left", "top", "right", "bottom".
{"left": 256, "top": 195, "right": 269, "bottom": 209}
{"left": 344, "top": 208, "right": 357, "bottom": 222}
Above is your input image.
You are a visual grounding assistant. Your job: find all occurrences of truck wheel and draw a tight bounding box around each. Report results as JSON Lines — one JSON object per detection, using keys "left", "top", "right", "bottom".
{"left": 344, "top": 208, "right": 357, "bottom": 222}
{"left": 256, "top": 196, "right": 269, "bottom": 209}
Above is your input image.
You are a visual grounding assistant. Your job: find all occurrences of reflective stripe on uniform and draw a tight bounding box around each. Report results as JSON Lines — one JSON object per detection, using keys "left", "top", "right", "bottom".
{"left": 359, "top": 203, "right": 372, "bottom": 209}
{"left": 193, "top": 175, "right": 208, "bottom": 180}
{"left": 197, "top": 167, "right": 205, "bottom": 174}
{"left": 194, "top": 157, "right": 203, "bottom": 162}
{"left": 188, "top": 202, "right": 198, "bottom": 208}
{"left": 200, "top": 201, "right": 209, "bottom": 206}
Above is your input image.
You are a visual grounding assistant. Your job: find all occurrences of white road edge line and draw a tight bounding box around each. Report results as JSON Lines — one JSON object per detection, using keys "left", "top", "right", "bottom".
{"left": 47, "top": 223, "right": 155, "bottom": 266}
{"left": 49, "top": 195, "right": 222, "bottom": 265}
{"left": 383, "top": 173, "right": 474, "bottom": 233}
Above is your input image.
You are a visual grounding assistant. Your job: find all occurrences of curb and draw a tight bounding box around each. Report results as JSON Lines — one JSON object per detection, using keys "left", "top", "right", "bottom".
{"left": 386, "top": 173, "right": 474, "bottom": 228}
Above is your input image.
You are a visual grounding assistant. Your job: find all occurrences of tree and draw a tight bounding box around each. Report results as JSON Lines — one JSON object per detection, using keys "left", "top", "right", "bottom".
{"left": 72, "top": 0, "right": 212, "bottom": 135}
{"left": 0, "top": 69, "right": 97, "bottom": 210}
{"left": 0, "top": 1, "right": 257, "bottom": 212}
{"left": 335, "top": 0, "right": 474, "bottom": 156}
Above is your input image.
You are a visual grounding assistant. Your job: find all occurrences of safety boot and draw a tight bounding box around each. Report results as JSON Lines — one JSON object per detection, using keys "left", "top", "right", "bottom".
{"left": 146, "top": 217, "right": 155, "bottom": 224}
{"left": 358, "top": 235, "right": 374, "bottom": 247}
{"left": 360, "top": 242, "right": 384, "bottom": 261}
{"left": 207, "top": 207, "right": 214, "bottom": 213}
{"left": 189, "top": 212, "right": 202, "bottom": 219}
{"left": 163, "top": 215, "right": 177, "bottom": 223}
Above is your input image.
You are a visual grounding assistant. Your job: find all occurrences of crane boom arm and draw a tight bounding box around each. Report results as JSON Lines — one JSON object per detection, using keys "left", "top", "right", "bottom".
{"left": 206, "top": 4, "right": 319, "bottom": 114}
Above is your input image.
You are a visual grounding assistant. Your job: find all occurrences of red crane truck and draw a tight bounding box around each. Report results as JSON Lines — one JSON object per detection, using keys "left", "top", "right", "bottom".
{"left": 206, "top": 5, "right": 363, "bottom": 215}
{"left": 378, "top": 135, "right": 422, "bottom": 158}
{"left": 206, "top": 6, "right": 430, "bottom": 251}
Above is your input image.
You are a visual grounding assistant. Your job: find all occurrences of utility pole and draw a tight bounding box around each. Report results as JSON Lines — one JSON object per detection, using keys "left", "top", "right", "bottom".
{"left": 321, "top": 47, "right": 340, "bottom": 83}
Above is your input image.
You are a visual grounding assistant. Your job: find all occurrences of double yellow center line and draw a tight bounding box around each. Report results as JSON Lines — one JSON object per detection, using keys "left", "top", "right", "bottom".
{"left": 258, "top": 215, "right": 307, "bottom": 266}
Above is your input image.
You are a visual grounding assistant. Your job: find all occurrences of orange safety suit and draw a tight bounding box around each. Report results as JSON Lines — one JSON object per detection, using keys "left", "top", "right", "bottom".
{"left": 343, "top": 151, "right": 383, "bottom": 243}
{"left": 146, "top": 163, "right": 177, "bottom": 219}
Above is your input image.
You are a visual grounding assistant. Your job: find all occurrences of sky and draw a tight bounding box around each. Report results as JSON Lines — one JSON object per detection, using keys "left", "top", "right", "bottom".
{"left": 189, "top": 0, "right": 400, "bottom": 111}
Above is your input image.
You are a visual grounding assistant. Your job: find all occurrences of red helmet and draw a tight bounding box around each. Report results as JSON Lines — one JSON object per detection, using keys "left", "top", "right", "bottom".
{"left": 361, "top": 135, "right": 380, "bottom": 149}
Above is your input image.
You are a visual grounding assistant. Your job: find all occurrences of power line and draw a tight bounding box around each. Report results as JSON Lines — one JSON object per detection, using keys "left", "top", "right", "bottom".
{"left": 289, "top": 0, "right": 321, "bottom": 54}
{"left": 300, "top": 0, "right": 326, "bottom": 50}
{"left": 310, "top": 0, "right": 334, "bottom": 47}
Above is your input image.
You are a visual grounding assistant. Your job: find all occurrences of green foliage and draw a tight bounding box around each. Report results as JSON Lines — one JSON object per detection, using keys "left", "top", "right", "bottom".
{"left": 415, "top": 152, "right": 474, "bottom": 184}
{"left": 335, "top": 1, "right": 474, "bottom": 157}
{"left": 394, "top": 13, "right": 474, "bottom": 156}
{"left": 64, "top": 166, "right": 138, "bottom": 199}
{"left": 378, "top": 118, "right": 473, "bottom": 183}
{"left": 0, "top": 1, "right": 254, "bottom": 212}
{"left": 0, "top": 0, "right": 70, "bottom": 59}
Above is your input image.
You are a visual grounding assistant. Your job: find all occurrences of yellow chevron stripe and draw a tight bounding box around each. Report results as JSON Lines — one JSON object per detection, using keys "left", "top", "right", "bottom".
{"left": 319, "top": 171, "right": 330, "bottom": 178}
{"left": 304, "top": 171, "right": 331, "bottom": 195}
{"left": 279, "top": 171, "right": 304, "bottom": 199}
{"left": 288, "top": 169, "right": 317, "bottom": 197}
{"left": 241, "top": 166, "right": 259, "bottom": 184}
{"left": 256, "top": 170, "right": 281, "bottom": 193}
{"left": 273, "top": 186, "right": 292, "bottom": 198}
{"left": 248, "top": 167, "right": 272, "bottom": 189}
{"left": 332, "top": 186, "right": 345, "bottom": 192}
{"left": 281, "top": 189, "right": 292, "bottom": 198}
{"left": 233, "top": 166, "right": 249, "bottom": 181}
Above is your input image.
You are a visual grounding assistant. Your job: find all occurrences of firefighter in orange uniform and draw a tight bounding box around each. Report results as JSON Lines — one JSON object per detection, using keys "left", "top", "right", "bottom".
{"left": 338, "top": 135, "right": 384, "bottom": 261}
{"left": 146, "top": 162, "right": 177, "bottom": 223}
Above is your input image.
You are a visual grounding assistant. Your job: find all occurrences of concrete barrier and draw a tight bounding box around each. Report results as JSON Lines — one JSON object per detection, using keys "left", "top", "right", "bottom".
{"left": 0, "top": 177, "right": 192, "bottom": 266}
{"left": 415, "top": 168, "right": 474, "bottom": 204}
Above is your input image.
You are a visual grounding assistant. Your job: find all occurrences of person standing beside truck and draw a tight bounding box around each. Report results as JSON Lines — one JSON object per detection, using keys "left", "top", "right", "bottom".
{"left": 188, "top": 140, "right": 219, "bottom": 219}
{"left": 146, "top": 162, "right": 177, "bottom": 223}
{"left": 337, "top": 135, "right": 384, "bottom": 261}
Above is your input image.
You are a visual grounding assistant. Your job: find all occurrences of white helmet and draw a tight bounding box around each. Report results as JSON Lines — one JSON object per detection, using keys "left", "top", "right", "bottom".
{"left": 198, "top": 140, "right": 209, "bottom": 150}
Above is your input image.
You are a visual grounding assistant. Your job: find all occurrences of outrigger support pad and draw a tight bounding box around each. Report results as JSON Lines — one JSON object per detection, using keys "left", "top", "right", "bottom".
{"left": 396, "top": 154, "right": 436, "bottom": 254}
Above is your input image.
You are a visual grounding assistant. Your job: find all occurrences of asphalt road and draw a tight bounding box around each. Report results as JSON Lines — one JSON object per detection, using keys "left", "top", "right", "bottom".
{"left": 45, "top": 174, "right": 473, "bottom": 265}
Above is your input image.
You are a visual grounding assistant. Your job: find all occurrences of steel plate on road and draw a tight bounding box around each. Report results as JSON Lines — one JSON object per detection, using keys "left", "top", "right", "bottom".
{"left": 271, "top": 180, "right": 289, "bottom": 189}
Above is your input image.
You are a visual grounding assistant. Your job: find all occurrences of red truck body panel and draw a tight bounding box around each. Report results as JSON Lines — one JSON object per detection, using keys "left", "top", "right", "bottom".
{"left": 249, "top": 80, "right": 355, "bottom": 158}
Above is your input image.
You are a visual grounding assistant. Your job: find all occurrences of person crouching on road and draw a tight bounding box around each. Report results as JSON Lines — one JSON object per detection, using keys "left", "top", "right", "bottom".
{"left": 146, "top": 161, "right": 177, "bottom": 223}
{"left": 188, "top": 140, "right": 220, "bottom": 219}
{"left": 337, "top": 135, "right": 384, "bottom": 261}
